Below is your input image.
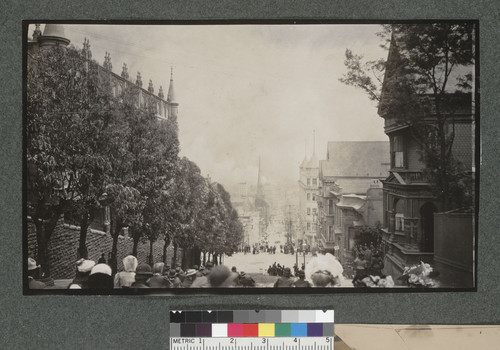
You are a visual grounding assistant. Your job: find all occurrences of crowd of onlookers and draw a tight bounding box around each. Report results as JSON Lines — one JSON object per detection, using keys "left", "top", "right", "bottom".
{"left": 27, "top": 256, "right": 259, "bottom": 289}
{"left": 28, "top": 249, "right": 351, "bottom": 290}
{"left": 352, "top": 243, "right": 385, "bottom": 286}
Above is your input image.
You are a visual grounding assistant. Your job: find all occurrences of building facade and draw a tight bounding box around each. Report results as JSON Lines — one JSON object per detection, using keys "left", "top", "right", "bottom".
{"left": 298, "top": 153, "right": 319, "bottom": 248}
{"left": 316, "top": 142, "right": 389, "bottom": 263}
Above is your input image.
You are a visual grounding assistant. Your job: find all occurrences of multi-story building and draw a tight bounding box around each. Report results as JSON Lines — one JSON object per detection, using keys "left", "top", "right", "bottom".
{"left": 316, "top": 142, "right": 389, "bottom": 262}
{"left": 377, "top": 28, "right": 475, "bottom": 284}
{"left": 298, "top": 152, "right": 319, "bottom": 248}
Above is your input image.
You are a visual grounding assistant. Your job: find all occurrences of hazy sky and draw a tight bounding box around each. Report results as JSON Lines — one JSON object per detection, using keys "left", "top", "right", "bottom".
{"left": 28, "top": 23, "right": 389, "bottom": 188}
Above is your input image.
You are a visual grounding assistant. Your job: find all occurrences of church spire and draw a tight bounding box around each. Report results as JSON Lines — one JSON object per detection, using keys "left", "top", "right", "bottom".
{"left": 313, "top": 129, "right": 316, "bottom": 155}
{"left": 167, "top": 66, "right": 178, "bottom": 120}
{"left": 167, "top": 66, "right": 176, "bottom": 103}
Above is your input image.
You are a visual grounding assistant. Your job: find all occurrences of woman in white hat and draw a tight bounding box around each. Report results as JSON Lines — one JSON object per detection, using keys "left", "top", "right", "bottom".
{"left": 304, "top": 253, "right": 345, "bottom": 287}
{"left": 68, "top": 258, "right": 95, "bottom": 289}
{"left": 114, "top": 255, "right": 138, "bottom": 288}
{"left": 87, "top": 263, "right": 113, "bottom": 289}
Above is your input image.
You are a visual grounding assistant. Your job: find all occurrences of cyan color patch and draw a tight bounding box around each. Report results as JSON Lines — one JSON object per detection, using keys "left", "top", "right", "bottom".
{"left": 291, "top": 323, "right": 307, "bottom": 337}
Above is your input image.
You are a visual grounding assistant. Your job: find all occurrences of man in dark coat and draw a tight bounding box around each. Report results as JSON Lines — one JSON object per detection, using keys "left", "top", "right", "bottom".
{"left": 293, "top": 270, "right": 312, "bottom": 287}
{"left": 239, "top": 272, "right": 256, "bottom": 287}
{"left": 273, "top": 268, "right": 294, "bottom": 287}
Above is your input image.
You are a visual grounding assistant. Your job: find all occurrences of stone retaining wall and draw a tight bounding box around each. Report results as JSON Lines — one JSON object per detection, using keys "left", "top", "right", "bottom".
{"left": 27, "top": 217, "right": 178, "bottom": 279}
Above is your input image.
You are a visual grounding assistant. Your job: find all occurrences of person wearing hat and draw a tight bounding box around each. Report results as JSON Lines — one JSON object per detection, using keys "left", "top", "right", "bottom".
{"left": 181, "top": 269, "right": 197, "bottom": 288}
{"left": 166, "top": 269, "right": 182, "bottom": 288}
{"left": 200, "top": 265, "right": 209, "bottom": 276}
{"left": 68, "top": 258, "right": 95, "bottom": 289}
{"left": 147, "top": 262, "right": 171, "bottom": 288}
{"left": 87, "top": 263, "right": 114, "bottom": 289}
{"left": 273, "top": 267, "right": 294, "bottom": 287}
{"left": 207, "top": 265, "right": 238, "bottom": 288}
{"left": 131, "top": 263, "right": 153, "bottom": 288}
{"left": 292, "top": 270, "right": 311, "bottom": 288}
{"left": 239, "top": 271, "right": 256, "bottom": 287}
{"left": 27, "top": 258, "right": 46, "bottom": 289}
{"left": 305, "top": 253, "right": 344, "bottom": 287}
{"left": 114, "top": 255, "right": 138, "bottom": 288}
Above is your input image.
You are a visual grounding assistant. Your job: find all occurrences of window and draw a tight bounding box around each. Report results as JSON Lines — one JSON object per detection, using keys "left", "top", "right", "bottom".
{"left": 307, "top": 208, "right": 311, "bottom": 215}
{"left": 312, "top": 178, "right": 317, "bottom": 186}
{"left": 307, "top": 223, "right": 311, "bottom": 231}
{"left": 394, "top": 152, "right": 404, "bottom": 167}
{"left": 328, "top": 226, "right": 334, "bottom": 241}
{"left": 307, "top": 178, "right": 311, "bottom": 186}
{"left": 328, "top": 200, "right": 334, "bottom": 215}
{"left": 395, "top": 213, "right": 405, "bottom": 231}
{"left": 307, "top": 193, "right": 311, "bottom": 201}
{"left": 312, "top": 194, "right": 316, "bottom": 201}
{"left": 393, "top": 135, "right": 404, "bottom": 168}
{"left": 312, "top": 208, "right": 317, "bottom": 215}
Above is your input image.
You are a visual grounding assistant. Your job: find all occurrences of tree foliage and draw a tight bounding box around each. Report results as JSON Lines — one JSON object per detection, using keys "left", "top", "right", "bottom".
{"left": 341, "top": 23, "right": 475, "bottom": 210}
{"left": 27, "top": 44, "right": 243, "bottom": 275}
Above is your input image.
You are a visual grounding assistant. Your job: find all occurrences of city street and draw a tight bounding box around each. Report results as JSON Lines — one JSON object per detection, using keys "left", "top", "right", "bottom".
{"left": 224, "top": 251, "right": 353, "bottom": 287}
{"left": 224, "top": 251, "right": 312, "bottom": 274}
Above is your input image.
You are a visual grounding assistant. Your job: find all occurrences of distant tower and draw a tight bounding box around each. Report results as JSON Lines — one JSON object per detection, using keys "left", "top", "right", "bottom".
{"left": 255, "top": 157, "right": 268, "bottom": 238}
{"left": 158, "top": 85, "right": 164, "bottom": 99}
{"left": 38, "top": 24, "right": 70, "bottom": 48}
{"left": 148, "top": 79, "right": 154, "bottom": 94}
{"left": 256, "top": 157, "right": 264, "bottom": 200}
{"left": 167, "top": 66, "right": 178, "bottom": 120}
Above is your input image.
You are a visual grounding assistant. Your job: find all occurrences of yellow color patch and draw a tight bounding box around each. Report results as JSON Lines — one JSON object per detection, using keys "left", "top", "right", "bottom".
{"left": 258, "top": 323, "right": 275, "bottom": 337}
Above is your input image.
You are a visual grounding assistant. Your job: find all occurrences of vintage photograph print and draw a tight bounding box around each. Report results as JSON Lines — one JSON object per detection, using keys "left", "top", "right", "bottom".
{"left": 24, "top": 21, "right": 478, "bottom": 294}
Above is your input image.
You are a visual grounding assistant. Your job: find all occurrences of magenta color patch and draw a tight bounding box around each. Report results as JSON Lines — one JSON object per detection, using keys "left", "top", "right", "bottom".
{"left": 228, "top": 323, "right": 243, "bottom": 337}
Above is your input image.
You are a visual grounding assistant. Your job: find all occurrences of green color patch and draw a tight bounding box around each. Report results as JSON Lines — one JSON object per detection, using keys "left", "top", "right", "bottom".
{"left": 275, "top": 323, "right": 291, "bottom": 337}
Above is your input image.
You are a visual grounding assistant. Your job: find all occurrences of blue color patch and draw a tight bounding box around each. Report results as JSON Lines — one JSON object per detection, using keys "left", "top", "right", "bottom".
{"left": 291, "top": 323, "right": 308, "bottom": 337}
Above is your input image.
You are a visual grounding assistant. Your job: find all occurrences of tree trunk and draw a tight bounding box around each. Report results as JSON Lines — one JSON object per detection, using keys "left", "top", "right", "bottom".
{"left": 219, "top": 254, "right": 222, "bottom": 265}
{"left": 77, "top": 211, "right": 90, "bottom": 259}
{"left": 162, "top": 237, "right": 170, "bottom": 263}
{"left": 181, "top": 248, "right": 188, "bottom": 270}
{"left": 148, "top": 239, "right": 154, "bottom": 266}
{"left": 110, "top": 220, "right": 121, "bottom": 275}
{"left": 213, "top": 253, "right": 218, "bottom": 266}
{"left": 172, "top": 240, "right": 178, "bottom": 267}
{"left": 132, "top": 234, "right": 139, "bottom": 257}
{"left": 202, "top": 251, "right": 206, "bottom": 265}
{"left": 34, "top": 203, "right": 63, "bottom": 277}
{"left": 193, "top": 246, "right": 201, "bottom": 267}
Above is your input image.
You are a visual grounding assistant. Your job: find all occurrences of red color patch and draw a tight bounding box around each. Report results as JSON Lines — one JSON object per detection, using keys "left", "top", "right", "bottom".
{"left": 228, "top": 323, "right": 243, "bottom": 337}
{"left": 242, "top": 324, "right": 259, "bottom": 337}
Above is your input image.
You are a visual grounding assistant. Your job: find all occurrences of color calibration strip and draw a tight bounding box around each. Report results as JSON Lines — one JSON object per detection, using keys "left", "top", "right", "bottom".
{"left": 170, "top": 310, "right": 334, "bottom": 338}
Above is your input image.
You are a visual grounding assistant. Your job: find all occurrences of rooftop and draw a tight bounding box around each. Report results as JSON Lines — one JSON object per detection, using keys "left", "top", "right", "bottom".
{"left": 321, "top": 141, "right": 390, "bottom": 178}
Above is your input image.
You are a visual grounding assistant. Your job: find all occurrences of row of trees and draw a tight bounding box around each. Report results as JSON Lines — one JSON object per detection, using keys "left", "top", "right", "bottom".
{"left": 27, "top": 45, "right": 243, "bottom": 276}
{"left": 341, "top": 23, "right": 475, "bottom": 210}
